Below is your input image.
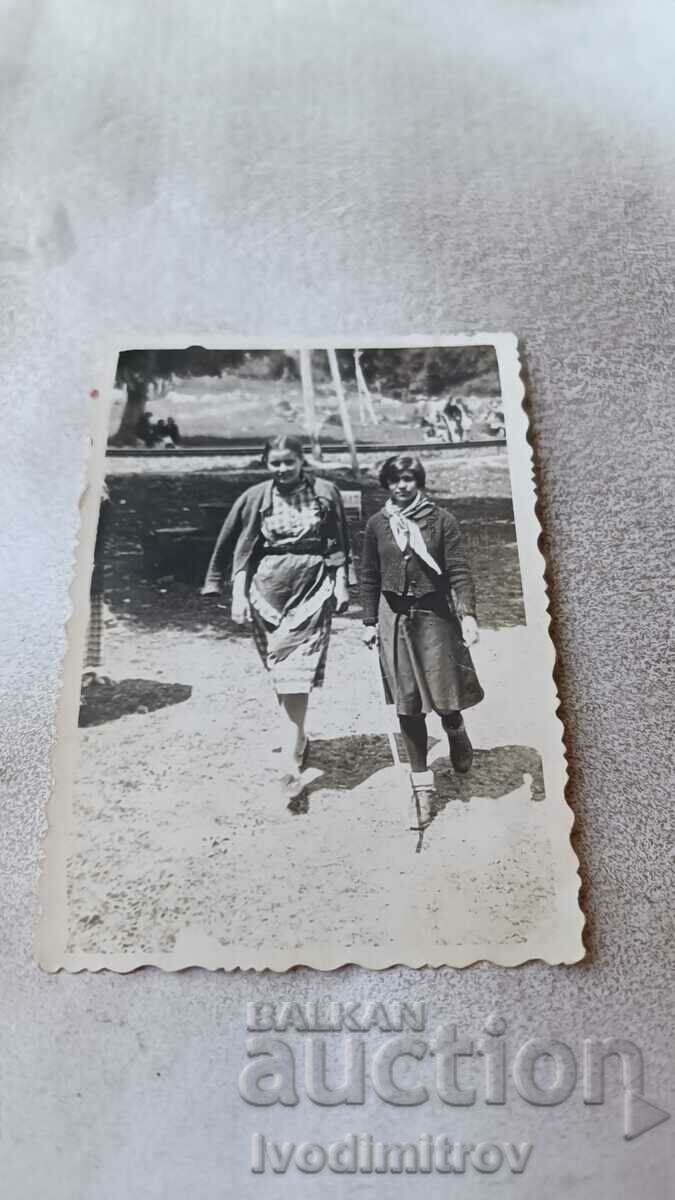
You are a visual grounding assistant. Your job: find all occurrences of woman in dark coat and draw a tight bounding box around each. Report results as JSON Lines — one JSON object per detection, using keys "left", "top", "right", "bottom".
{"left": 360, "top": 454, "right": 483, "bottom": 822}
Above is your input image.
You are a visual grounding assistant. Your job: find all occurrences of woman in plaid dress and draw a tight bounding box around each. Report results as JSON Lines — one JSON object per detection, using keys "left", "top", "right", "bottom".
{"left": 202, "top": 435, "right": 351, "bottom": 797}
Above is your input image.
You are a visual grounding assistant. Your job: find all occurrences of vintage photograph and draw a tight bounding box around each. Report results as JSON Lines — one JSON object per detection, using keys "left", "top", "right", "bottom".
{"left": 39, "top": 335, "right": 583, "bottom": 970}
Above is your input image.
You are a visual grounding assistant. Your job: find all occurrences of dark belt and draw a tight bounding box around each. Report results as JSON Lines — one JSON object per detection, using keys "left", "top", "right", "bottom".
{"left": 383, "top": 590, "right": 450, "bottom": 617}
{"left": 262, "top": 542, "right": 323, "bottom": 556}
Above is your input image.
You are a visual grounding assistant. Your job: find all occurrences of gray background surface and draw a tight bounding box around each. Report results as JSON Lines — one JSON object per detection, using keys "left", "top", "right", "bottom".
{"left": 0, "top": 1, "right": 672, "bottom": 1196}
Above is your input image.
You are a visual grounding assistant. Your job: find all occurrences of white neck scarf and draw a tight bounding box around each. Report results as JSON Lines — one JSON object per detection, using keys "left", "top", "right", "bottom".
{"left": 384, "top": 493, "right": 441, "bottom": 575}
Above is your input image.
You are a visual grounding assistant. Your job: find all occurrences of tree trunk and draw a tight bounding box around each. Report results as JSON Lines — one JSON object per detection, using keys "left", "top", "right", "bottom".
{"left": 354, "top": 349, "right": 380, "bottom": 424}
{"left": 109, "top": 380, "right": 148, "bottom": 446}
{"left": 299, "top": 349, "right": 322, "bottom": 460}
{"left": 326, "top": 348, "right": 360, "bottom": 475}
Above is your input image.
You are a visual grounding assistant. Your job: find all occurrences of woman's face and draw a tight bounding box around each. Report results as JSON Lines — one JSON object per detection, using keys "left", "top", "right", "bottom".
{"left": 388, "top": 469, "right": 419, "bottom": 507}
{"left": 267, "top": 448, "right": 303, "bottom": 489}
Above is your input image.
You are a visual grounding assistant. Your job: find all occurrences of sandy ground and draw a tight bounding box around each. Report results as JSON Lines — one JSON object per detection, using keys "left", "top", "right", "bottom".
{"left": 66, "top": 613, "right": 559, "bottom": 965}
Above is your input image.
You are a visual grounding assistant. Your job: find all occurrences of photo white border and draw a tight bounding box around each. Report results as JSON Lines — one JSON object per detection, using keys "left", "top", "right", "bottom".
{"left": 36, "top": 333, "right": 584, "bottom": 971}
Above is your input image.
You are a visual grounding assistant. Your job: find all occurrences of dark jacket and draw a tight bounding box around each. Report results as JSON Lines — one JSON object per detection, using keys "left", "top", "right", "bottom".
{"left": 360, "top": 503, "right": 476, "bottom": 624}
{"left": 202, "top": 475, "right": 351, "bottom": 591}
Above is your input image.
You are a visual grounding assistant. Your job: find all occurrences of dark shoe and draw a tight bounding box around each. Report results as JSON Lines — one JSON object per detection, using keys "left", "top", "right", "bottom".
{"left": 447, "top": 720, "right": 473, "bottom": 774}
{"left": 287, "top": 790, "right": 309, "bottom": 816}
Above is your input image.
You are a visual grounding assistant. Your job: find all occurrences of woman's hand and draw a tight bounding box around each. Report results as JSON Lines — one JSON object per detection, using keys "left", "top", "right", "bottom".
{"left": 333, "top": 567, "right": 350, "bottom": 614}
{"left": 231, "top": 571, "right": 251, "bottom": 624}
{"left": 461, "top": 615, "right": 479, "bottom": 647}
{"left": 362, "top": 624, "right": 379, "bottom": 649}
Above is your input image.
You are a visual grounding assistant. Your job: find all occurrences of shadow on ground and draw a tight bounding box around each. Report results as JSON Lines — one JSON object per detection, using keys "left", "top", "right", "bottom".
{"left": 79, "top": 678, "right": 193, "bottom": 727}
{"left": 291, "top": 737, "right": 544, "bottom": 818}
{"left": 303, "top": 734, "right": 394, "bottom": 794}
{"left": 433, "top": 744, "right": 545, "bottom": 805}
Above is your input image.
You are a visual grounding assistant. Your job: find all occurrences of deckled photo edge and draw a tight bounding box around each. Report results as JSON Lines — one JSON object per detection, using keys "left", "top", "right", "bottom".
{"left": 35, "top": 340, "right": 118, "bottom": 971}
{"left": 36, "top": 333, "right": 585, "bottom": 972}
{"left": 497, "top": 337, "right": 584, "bottom": 960}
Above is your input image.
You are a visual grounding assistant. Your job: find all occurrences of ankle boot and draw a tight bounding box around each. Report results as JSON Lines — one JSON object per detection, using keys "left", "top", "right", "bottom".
{"left": 447, "top": 720, "right": 473, "bottom": 774}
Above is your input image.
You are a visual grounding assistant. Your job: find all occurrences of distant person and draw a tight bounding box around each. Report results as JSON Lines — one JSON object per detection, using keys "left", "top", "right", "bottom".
{"left": 417, "top": 397, "right": 465, "bottom": 442}
{"left": 444, "top": 401, "right": 464, "bottom": 442}
{"left": 166, "top": 417, "right": 181, "bottom": 445}
{"left": 153, "top": 416, "right": 180, "bottom": 448}
{"left": 201, "top": 434, "right": 351, "bottom": 799}
{"left": 360, "top": 454, "right": 483, "bottom": 827}
{"left": 136, "top": 411, "right": 156, "bottom": 447}
{"left": 487, "top": 408, "right": 506, "bottom": 439}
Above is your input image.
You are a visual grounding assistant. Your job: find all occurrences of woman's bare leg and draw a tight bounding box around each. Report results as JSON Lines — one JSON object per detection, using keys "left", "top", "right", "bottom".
{"left": 278, "top": 692, "right": 309, "bottom": 773}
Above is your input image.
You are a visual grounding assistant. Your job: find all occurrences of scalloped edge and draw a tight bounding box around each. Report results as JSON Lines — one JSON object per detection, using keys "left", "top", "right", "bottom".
{"left": 35, "top": 332, "right": 585, "bottom": 973}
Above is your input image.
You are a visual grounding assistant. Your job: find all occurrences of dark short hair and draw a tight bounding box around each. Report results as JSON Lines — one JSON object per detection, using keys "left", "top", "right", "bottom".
{"left": 378, "top": 454, "right": 426, "bottom": 489}
{"left": 262, "top": 434, "right": 306, "bottom": 466}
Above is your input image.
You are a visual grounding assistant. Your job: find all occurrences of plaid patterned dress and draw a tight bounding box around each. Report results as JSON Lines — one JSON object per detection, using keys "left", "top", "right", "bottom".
{"left": 248, "top": 480, "right": 335, "bottom": 694}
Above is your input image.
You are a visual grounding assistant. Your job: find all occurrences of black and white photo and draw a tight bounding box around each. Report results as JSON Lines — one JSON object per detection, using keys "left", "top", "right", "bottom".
{"left": 39, "top": 334, "right": 583, "bottom": 970}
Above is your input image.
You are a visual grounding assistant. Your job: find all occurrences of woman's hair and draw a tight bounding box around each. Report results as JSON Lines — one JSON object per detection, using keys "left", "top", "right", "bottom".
{"left": 261, "top": 433, "right": 306, "bottom": 466}
{"left": 378, "top": 453, "right": 426, "bottom": 489}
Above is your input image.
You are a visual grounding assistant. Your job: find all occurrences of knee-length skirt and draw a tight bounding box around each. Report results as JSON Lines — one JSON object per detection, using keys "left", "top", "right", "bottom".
{"left": 378, "top": 591, "right": 484, "bottom": 716}
{"left": 249, "top": 552, "right": 334, "bottom": 694}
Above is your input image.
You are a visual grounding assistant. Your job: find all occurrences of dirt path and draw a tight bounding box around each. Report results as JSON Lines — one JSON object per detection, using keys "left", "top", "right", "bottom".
{"left": 67, "top": 616, "right": 561, "bottom": 966}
